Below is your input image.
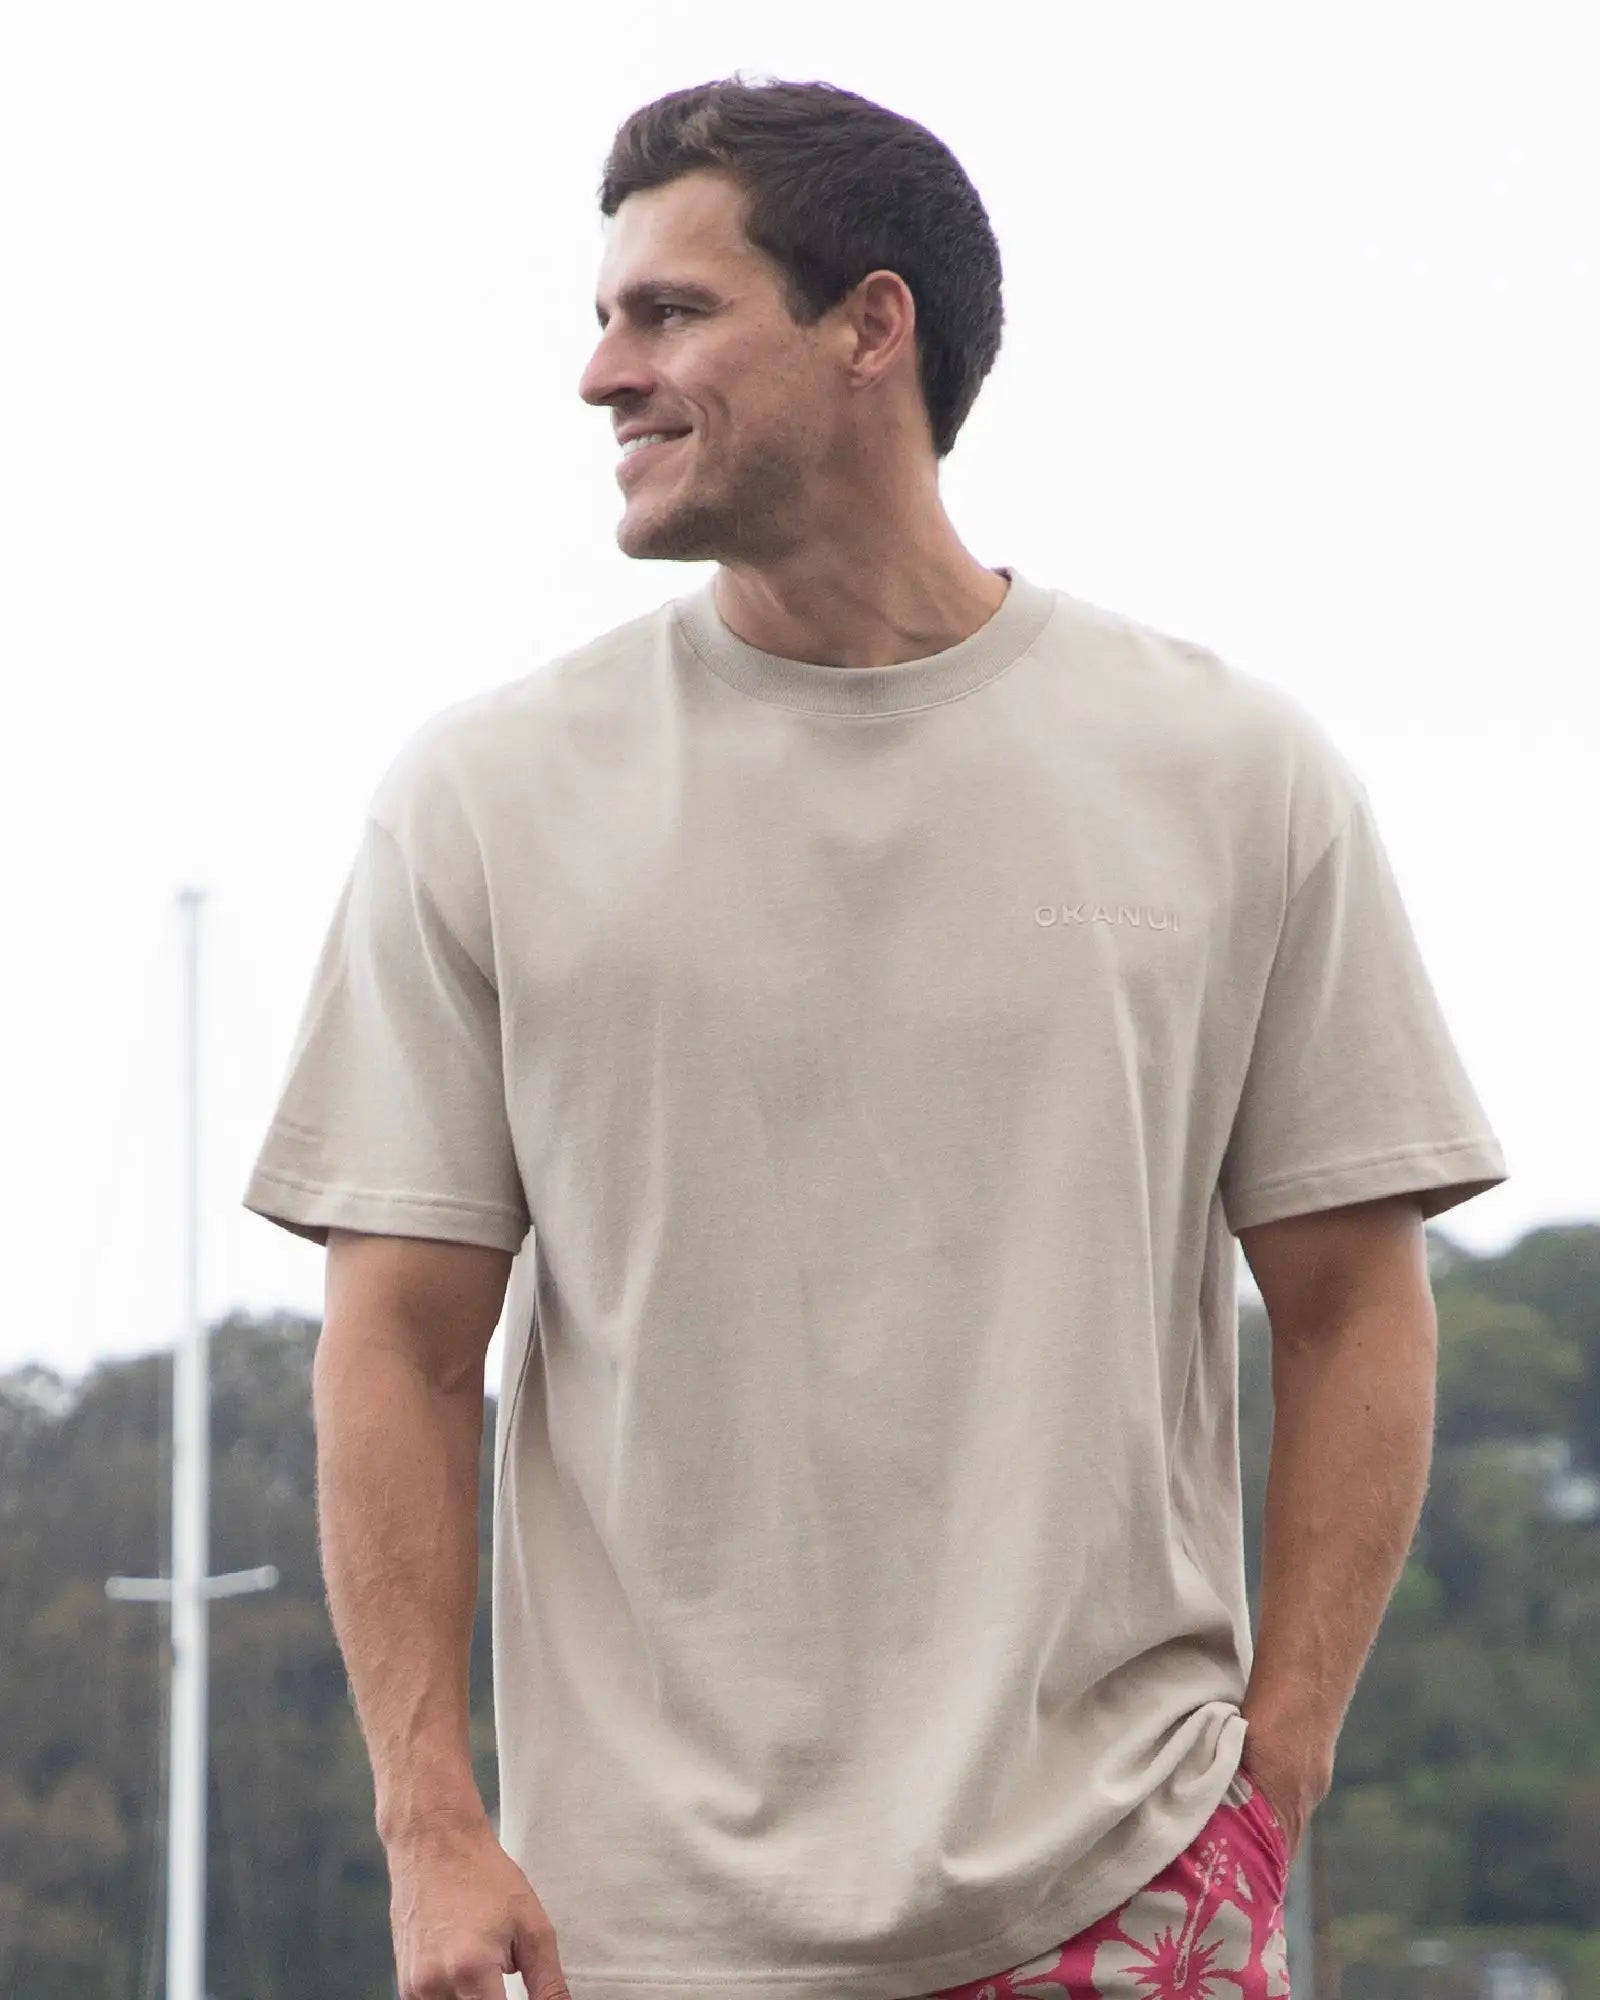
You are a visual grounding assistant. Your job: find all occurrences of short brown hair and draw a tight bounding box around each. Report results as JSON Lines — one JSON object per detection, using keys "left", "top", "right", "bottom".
{"left": 597, "top": 74, "right": 1005, "bottom": 461}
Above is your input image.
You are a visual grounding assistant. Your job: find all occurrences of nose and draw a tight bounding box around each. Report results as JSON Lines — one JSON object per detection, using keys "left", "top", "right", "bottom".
{"left": 578, "top": 328, "right": 656, "bottom": 413}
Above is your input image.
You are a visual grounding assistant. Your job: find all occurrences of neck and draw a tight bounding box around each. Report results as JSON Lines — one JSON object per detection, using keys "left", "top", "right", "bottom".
{"left": 712, "top": 542, "right": 1009, "bottom": 671}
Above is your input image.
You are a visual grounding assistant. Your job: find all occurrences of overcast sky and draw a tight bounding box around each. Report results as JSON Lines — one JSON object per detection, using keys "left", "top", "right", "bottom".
{"left": 3, "top": 6, "right": 1594, "bottom": 1387}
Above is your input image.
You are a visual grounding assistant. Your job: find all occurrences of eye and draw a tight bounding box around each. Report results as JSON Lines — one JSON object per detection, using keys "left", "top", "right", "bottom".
{"left": 655, "top": 303, "right": 693, "bottom": 322}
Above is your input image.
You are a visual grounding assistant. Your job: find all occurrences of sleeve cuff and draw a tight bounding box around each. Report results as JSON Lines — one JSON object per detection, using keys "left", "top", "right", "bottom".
{"left": 241, "top": 1166, "right": 530, "bottom": 1254}
{"left": 1225, "top": 1135, "right": 1508, "bottom": 1234}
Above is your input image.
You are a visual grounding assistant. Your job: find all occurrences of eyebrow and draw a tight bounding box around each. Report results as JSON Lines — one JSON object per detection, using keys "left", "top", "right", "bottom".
{"left": 595, "top": 280, "right": 722, "bottom": 329}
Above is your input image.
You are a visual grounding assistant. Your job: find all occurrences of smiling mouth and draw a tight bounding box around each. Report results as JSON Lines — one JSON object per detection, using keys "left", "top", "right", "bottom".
{"left": 619, "top": 432, "right": 690, "bottom": 478}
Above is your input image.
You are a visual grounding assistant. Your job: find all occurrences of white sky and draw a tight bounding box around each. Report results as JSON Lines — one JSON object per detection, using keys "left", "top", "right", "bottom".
{"left": 3, "top": 6, "right": 1594, "bottom": 1386}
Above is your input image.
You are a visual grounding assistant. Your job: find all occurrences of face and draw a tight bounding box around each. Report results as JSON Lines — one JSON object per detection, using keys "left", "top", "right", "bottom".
{"left": 579, "top": 168, "right": 904, "bottom": 566}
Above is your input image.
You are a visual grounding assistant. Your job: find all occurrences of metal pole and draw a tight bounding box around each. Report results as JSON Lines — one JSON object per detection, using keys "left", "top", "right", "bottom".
{"left": 107, "top": 887, "right": 278, "bottom": 2000}
{"left": 1283, "top": 1815, "right": 1316, "bottom": 1999}
{"left": 167, "top": 883, "right": 206, "bottom": 2000}
{"left": 1311, "top": 1803, "right": 1340, "bottom": 1999}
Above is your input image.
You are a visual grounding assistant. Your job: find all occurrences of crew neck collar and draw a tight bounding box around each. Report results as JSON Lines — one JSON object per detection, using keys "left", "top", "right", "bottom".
{"left": 672, "top": 566, "right": 1056, "bottom": 715}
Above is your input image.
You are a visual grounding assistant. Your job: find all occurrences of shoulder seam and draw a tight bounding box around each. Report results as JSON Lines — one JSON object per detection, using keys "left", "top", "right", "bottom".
{"left": 364, "top": 811, "right": 496, "bottom": 993}
{"left": 1285, "top": 786, "right": 1365, "bottom": 910}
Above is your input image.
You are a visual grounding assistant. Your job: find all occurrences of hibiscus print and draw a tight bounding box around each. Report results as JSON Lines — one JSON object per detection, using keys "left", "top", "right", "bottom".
{"left": 1090, "top": 1882, "right": 1253, "bottom": 1996}
{"left": 924, "top": 1785, "right": 1288, "bottom": 2000}
{"left": 1259, "top": 1925, "right": 1290, "bottom": 1998}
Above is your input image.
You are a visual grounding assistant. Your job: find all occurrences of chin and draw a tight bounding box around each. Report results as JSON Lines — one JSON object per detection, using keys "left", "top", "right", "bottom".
{"left": 616, "top": 500, "right": 727, "bottom": 567}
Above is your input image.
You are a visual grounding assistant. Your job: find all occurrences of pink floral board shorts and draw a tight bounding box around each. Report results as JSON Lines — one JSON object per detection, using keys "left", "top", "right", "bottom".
{"left": 920, "top": 1764, "right": 1291, "bottom": 1999}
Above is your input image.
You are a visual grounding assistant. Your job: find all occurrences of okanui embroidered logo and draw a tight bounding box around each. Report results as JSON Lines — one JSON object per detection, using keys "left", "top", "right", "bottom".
{"left": 1034, "top": 903, "right": 1180, "bottom": 930}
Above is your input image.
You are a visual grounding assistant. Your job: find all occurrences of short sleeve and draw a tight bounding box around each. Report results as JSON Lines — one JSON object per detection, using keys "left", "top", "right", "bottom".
{"left": 1219, "top": 787, "right": 1508, "bottom": 1234}
{"left": 242, "top": 814, "right": 531, "bottom": 1253}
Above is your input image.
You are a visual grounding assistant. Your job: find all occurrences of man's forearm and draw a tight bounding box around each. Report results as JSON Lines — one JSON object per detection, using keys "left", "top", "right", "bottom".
{"left": 312, "top": 1331, "right": 489, "bottom": 1847}
{"left": 1241, "top": 1297, "right": 1437, "bottom": 1783}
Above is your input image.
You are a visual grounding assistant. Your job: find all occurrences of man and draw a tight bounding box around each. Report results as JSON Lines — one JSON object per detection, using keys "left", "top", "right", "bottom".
{"left": 244, "top": 77, "right": 1507, "bottom": 2000}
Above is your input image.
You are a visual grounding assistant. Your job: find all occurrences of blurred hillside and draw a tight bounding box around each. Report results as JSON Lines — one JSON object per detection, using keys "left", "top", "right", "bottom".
{"left": 1, "top": 1221, "right": 1597, "bottom": 1999}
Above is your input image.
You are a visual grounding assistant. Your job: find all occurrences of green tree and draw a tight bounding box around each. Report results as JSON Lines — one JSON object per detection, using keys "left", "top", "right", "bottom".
{"left": 2, "top": 1224, "right": 1600, "bottom": 1994}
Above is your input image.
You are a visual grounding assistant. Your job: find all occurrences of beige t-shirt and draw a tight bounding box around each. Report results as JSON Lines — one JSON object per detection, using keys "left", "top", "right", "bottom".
{"left": 244, "top": 567, "right": 1507, "bottom": 2000}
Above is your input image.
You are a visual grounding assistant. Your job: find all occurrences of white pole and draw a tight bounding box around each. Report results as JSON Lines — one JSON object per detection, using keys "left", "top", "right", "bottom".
{"left": 168, "top": 883, "right": 207, "bottom": 2000}
{"left": 1283, "top": 1819, "right": 1316, "bottom": 1999}
{"left": 106, "top": 886, "right": 278, "bottom": 2000}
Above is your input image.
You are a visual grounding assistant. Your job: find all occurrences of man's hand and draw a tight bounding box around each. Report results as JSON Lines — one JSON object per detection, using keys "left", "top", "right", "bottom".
{"left": 1239, "top": 1733, "right": 1330, "bottom": 1871}
{"left": 386, "top": 1809, "right": 573, "bottom": 2000}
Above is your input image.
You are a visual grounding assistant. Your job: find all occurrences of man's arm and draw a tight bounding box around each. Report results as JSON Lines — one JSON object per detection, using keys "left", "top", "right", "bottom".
{"left": 318, "top": 1230, "right": 577, "bottom": 1998}
{"left": 316, "top": 1228, "right": 513, "bottom": 1845}
{"left": 1234, "top": 1192, "right": 1439, "bottom": 1859}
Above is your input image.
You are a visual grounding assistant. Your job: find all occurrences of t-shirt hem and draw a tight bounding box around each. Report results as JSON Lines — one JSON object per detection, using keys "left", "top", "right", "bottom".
{"left": 242, "top": 1165, "right": 529, "bottom": 1254}
{"left": 1225, "top": 1133, "right": 1508, "bottom": 1233}
{"left": 551, "top": 1747, "right": 1246, "bottom": 2000}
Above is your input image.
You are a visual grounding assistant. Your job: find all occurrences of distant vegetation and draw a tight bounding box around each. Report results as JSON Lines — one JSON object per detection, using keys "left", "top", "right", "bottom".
{"left": 1, "top": 1221, "right": 1597, "bottom": 1999}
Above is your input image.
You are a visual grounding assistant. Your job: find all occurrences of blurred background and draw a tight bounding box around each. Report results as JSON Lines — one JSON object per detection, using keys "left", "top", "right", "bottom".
{"left": 1, "top": 2, "right": 1595, "bottom": 1996}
